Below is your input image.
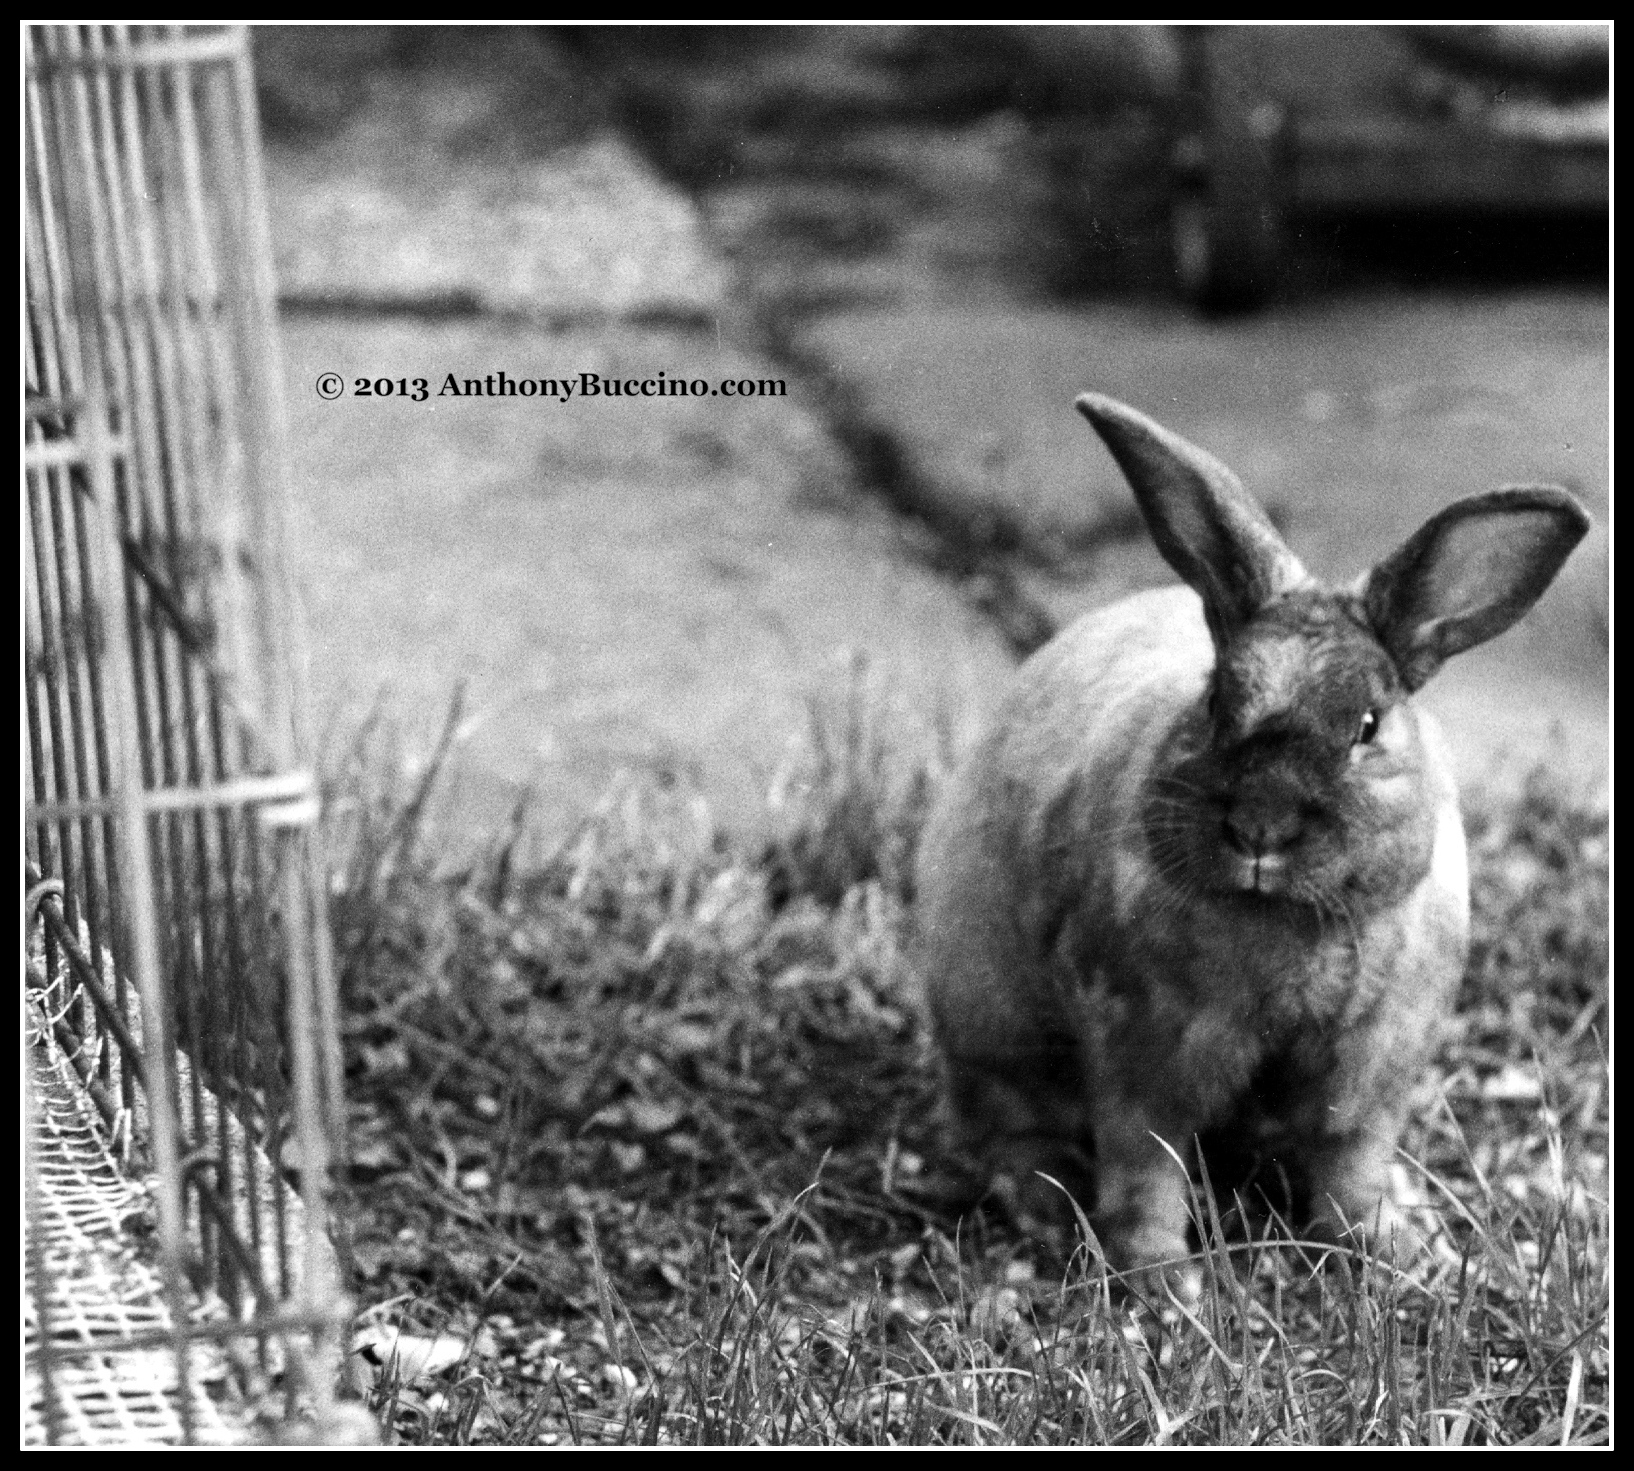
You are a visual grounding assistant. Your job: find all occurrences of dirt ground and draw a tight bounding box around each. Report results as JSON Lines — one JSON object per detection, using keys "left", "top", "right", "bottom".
{"left": 265, "top": 28, "right": 1608, "bottom": 852}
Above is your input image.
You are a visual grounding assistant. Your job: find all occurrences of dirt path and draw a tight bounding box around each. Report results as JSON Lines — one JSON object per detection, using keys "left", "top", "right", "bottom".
{"left": 283, "top": 314, "right": 1008, "bottom": 850}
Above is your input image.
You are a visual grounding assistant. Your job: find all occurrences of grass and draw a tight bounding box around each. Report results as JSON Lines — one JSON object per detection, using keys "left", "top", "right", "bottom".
{"left": 322, "top": 695, "right": 1608, "bottom": 1447}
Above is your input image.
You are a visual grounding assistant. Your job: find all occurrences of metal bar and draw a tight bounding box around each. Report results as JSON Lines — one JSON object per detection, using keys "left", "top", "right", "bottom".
{"left": 25, "top": 390, "right": 86, "bottom": 419}
{"left": 276, "top": 831, "right": 338, "bottom": 1425}
{"left": 44, "top": 443, "right": 104, "bottom": 1045}
{"left": 32, "top": 877, "right": 148, "bottom": 1083}
{"left": 63, "top": 429, "right": 124, "bottom": 1094}
{"left": 82, "top": 392, "right": 199, "bottom": 1445}
{"left": 226, "top": 25, "right": 309, "bottom": 774}
{"left": 27, "top": 768, "right": 319, "bottom": 820}
{"left": 64, "top": 444, "right": 134, "bottom": 1113}
{"left": 201, "top": 35, "right": 294, "bottom": 1322}
{"left": 22, "top": 434, "right": 133, "bottom": 469}
{"left": 161, "top": 36, "right": 263, "bottom": 1304}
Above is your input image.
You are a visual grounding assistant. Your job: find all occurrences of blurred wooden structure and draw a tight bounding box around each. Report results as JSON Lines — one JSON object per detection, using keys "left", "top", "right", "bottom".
{"left": 1170, "top": 25, "right": 1610, "bottom": 310}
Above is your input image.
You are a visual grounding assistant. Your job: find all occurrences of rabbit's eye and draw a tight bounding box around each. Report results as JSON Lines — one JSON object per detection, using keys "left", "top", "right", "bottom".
{"left": 1355, "top": 709, "right": 1380, "bottom": 746}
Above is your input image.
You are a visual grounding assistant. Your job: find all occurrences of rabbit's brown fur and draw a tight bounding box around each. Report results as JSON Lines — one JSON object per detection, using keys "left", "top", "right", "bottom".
{"left": 917, "top": 396, "right": 1589, "bottom": 1298}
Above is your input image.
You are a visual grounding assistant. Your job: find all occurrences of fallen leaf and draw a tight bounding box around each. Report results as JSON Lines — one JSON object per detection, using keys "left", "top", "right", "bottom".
{"left": 349, "top": 1137, "right": 402, "bottom": 1173}
{"left": 888, "top": 1242, "right": 920, "bottom": 1276}
{"left": 1480, "top": 1065, "right": 1543, "bottom": 1102}
{"left": 355, "top": 1327, "right": 470, "bottom": 1384}
{"left": 656, "top": 1020, "right": 717, "bottom": 1057}
{"left": 626, "top": 1097, "right": 686, "bottom": 1136}
{"left": 602, "top": 1363, "right": 641, "bottom": 1395}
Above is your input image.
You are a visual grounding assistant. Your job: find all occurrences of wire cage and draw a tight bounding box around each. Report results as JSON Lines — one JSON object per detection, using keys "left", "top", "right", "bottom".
{"left": 24, "top": 25, "right": 355, "bottom": 1445}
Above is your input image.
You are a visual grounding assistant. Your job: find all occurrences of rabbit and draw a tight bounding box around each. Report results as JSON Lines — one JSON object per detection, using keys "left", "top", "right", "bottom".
{"left": 916, "top": 393, "right": 1589, "bottom": 1300}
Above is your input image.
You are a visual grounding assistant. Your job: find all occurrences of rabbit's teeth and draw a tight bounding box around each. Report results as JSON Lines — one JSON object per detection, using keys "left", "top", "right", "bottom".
{"left": 1224, "top": 849, "right": 1290, "bottom": 896}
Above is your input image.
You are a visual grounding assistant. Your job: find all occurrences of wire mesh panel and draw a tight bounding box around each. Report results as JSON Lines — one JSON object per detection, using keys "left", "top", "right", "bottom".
{"left": 24, "top": 25, "right": 353, "bottom": 1445}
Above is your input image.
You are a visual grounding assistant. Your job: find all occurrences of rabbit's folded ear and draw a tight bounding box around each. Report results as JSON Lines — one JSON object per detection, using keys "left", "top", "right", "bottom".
{"left": 1077, "top": 394, "right": 1308, "bottom": 645}
{"left": 1360, "top": 486, "right": 1591, "bottom": 691}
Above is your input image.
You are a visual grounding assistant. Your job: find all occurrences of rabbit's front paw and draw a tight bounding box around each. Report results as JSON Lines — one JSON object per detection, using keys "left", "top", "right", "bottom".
{"left": 1095, "top": 1143, "right": 1198, "bottom": 1302}
{"left": 1309, "top": 1188, "right": 1428, "bottom": 1268}
{"left": 1113, "top": 1235, "right": 1203, "bottom": 1311}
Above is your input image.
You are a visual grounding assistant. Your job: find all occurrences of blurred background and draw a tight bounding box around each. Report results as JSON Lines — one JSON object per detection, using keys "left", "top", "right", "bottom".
{"left": 257, "top": 25, "right": 1609, "bottom": 851}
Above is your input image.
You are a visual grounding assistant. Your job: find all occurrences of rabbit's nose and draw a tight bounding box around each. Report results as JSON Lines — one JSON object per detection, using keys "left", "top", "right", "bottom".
{"left": 1222, "top": 804, "right": 1302, "bottom": 856}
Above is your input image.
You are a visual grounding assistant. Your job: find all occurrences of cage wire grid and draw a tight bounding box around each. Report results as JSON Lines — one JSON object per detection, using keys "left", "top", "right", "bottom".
{"left": 25, "top": 25, "right": 354, "bottom": 1445}
{"left": 25, "top": 1019, "right": 243, "bottom": 1447}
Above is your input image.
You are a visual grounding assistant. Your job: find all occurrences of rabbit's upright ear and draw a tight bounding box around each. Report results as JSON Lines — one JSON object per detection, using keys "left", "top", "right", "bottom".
{"left": 1077, "top": 394, "right": 1308, "bottom": 645}
{"left": 1360, "top": 486, "right": 1590, "bottom": 691}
